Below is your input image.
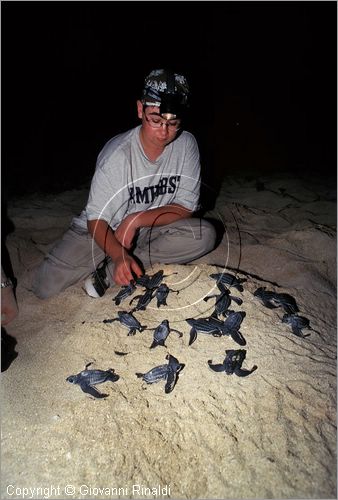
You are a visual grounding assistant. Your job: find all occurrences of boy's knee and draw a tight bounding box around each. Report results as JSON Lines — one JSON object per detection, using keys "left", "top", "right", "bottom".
{"left": 33, "top": 286, "right": 55, "bottom": 300}
{"left": 32, "top": 275, "right": 57, "bottom": 300}
{"left": 201, "top": 220, "right": 217, "bottom": 252}
{"left": 31, "top": 260, "right": 64, "bottom": 300}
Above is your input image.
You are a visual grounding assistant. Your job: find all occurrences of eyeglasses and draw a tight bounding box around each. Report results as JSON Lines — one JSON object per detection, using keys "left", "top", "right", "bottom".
{"left": 144, "top": 112, "right": 181, "bottom": 131}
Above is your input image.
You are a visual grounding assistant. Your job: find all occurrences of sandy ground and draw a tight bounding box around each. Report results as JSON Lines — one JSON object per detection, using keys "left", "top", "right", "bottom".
{"left": 1, "top": 172, "right": 336, "bottom": 500}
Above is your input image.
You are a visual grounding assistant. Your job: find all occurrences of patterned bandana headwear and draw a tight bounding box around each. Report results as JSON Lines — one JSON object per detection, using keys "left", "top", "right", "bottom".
{"left": 142, "top": 69, "right": 190, "bottom": 106}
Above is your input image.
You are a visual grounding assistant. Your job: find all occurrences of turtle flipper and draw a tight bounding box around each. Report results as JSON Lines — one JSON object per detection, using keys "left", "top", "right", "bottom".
{"left": 208, "top": 360, "right": 225, "bottom": 372}
{"left": 291, "top": 324, "right": 308, "bottom": 337}
{"left": 165, "top": 371, "right": 178, "bottom": 393}
{"left": 129, "top": 295, "right": 142, "bottom": 306}
{"left": 234, "top": 365, "right": 258, "bottom": 377}
{"left": 230, "top": 295, "right": 243, "bottom": 306}
{"left": 203, "top": 294, "right": 217, "bottom": 302}
{"left": 189, "top": 328, "right": 197, "bottom": 346}
{"left": 150, "top": 339, "right": 166, "bottom": 349}
{"left": 103, "top": 318, "right": 118, "bottom": 324}
{"left": 171, "top": 329, "right": 183, "bottom": 338}
{"left": 278, "top": 294, "right": 299, "bottom": 314}
{"left": 291, "top": 325, "right": 302, "bottom": 336}
{"left": 230, "top": 330, "right": 246, "bottom": 346}
{"left": 107, "top": 370, "right": 120, "bottom": 382}
{"left": 282, "top": 304, "right": 296, "bottom": 315}
{"left": 79, "top": 383, "right": 108, "bottom": 398}
{"left": 261, "top": 299, "right": 278, "bottom": 309}
{"left": 177, "top": 363, "right": 185, "bottom": 374}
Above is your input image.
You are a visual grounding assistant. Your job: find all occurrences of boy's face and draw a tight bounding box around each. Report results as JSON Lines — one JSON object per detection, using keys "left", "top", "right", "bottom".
{"left": 137, "top": 100, "right": 181, "bottom": 148}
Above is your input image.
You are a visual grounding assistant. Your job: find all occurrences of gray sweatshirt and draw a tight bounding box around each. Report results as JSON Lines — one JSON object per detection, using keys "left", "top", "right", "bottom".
{"left": 73, "top": 125, "right": 201, "bottom": 231}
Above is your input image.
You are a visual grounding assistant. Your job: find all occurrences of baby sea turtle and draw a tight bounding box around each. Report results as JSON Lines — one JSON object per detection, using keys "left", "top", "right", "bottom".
{"left": 208, "top": 311, "right": 247, "bottom": 346}
{"left": 142, "top": 270, "right": 166, "bottom": 290}
{"left": 204, "top": 282, "right": 243, "bottom": 317}
{"left": 254, "top": 287, "right": 299, "bottom": 314}
{"left": 218, "top": 310, "right": 246, "bottom": 331}
{"left": 186, "top": 317, "right": 223, "bottom": 346}
{"left": 155, "top": 283, "right": 179, "bottom": 307}
{"left": 148, "top": 319, "right": 183, "bottom": 349}
{"left": 136, "top": 354, "right": 185, "bottom": 393}
{"left": 186, "top": 312, "right": 246, "bottom": 346}
{"left": 135, "top": 270, "right": 178, "bottom": 291}
{"left": 208, "top": 349, "right": 257, "bottom": 377}
{"left": 66, "top": 362, "right": 119, "bottom": 398}
{"left": 135, "top": 274, "right": 151, "bottom": 287}
{"left": 282, "top": 313, "right": 312, "bottom": 338}
{"left": 129, "top": 288, "right": 156, "bottom": 312}
{"left": 103, "top": 311, "right": 147, "bottom": 336}
{"left": 210, "top": 272, "right": 246, "bottom": 292}
{"left": 112, "top": 281, "right": 136, "bottom": 305}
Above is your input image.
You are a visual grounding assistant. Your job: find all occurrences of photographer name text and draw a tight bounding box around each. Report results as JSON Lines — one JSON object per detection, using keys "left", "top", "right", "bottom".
{"left": 6, "top": 483, "right": 171, "bottom": 499}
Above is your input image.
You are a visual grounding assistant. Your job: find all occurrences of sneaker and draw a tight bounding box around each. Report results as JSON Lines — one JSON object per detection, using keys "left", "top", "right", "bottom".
{"left": 84, "top": 259, "right": 110, "bottom": 298}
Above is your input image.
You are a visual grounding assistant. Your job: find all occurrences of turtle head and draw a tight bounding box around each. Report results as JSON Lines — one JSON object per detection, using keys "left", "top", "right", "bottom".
{"left": 108, "top": 368, "right": 120, "bottom": 382}
{"left": 66, "top": 375, "right": 77, "bottom": 384}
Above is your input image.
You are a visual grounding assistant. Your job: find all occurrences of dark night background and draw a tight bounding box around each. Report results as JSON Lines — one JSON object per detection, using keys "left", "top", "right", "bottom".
{"left": 2, "top": 1, "right": 337, "bottom": 204}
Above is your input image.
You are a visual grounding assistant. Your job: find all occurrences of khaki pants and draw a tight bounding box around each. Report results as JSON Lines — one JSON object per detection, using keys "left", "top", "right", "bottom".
{"left": 32, "top": 218, "right": 216, "bottom": 299}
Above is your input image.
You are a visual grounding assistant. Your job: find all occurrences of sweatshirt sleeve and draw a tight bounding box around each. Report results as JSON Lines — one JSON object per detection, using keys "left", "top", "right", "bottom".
{"left": 85, "top": 156, "right": 130, "bottom": 229}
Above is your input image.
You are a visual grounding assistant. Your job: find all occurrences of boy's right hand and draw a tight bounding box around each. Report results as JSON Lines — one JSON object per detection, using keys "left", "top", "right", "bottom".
{"left": 113, "top": 254, "right": 143, "bottom": 286}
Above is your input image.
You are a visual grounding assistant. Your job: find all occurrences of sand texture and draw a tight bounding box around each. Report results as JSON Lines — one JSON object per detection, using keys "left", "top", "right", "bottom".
{"left": 1, "top": 173, "right": 336, "bottom": 499}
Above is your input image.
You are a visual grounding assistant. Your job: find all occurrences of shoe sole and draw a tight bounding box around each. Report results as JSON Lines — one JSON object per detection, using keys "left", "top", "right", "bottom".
{"left": 84, "top": 277, "right": 107, "bottom": 298}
